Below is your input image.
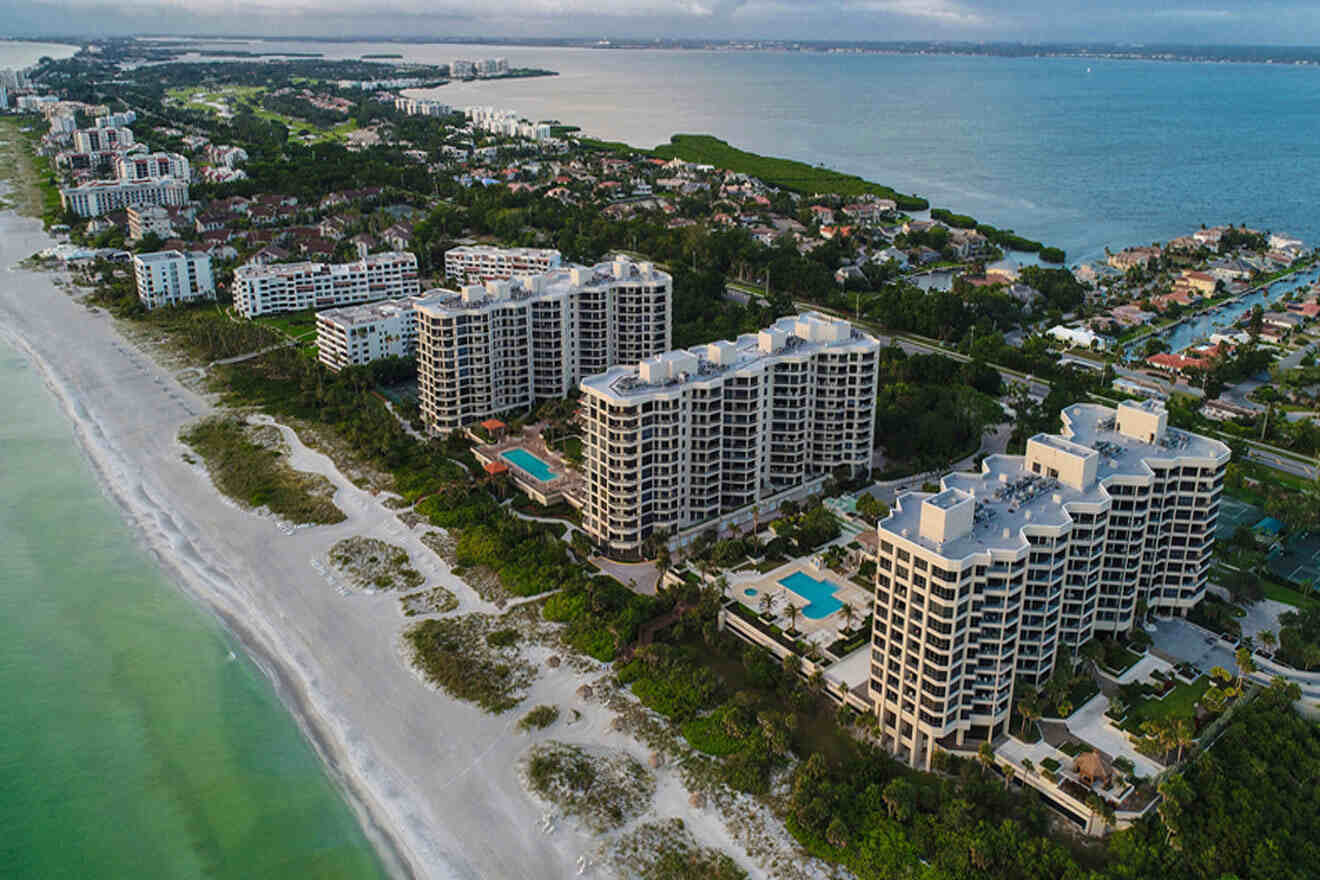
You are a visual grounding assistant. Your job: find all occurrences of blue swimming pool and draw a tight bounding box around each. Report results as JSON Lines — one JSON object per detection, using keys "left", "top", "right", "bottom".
{"left": 501, "top": 448, "right": 556, "bottom": 482}
{"left": 744, "top": 588, "right": 758, "bottom": 597}
{"left": 778, "top": 571, "right": 844, "bottom": 620}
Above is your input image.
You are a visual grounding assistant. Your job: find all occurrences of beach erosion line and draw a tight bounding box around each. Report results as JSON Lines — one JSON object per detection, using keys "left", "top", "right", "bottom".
{"left": 0, "top": 241, "right": 452, "bottom": 879}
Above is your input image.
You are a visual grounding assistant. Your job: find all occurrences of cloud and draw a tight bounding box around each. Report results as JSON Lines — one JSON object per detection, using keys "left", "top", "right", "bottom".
{"left": 10, "top": 0, "right": 1320, "bottom": 42}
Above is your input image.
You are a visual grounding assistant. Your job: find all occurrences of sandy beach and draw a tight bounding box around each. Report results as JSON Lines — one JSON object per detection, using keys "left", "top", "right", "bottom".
{"left": 0, "top": 201, "right": 812, "bottom": 879}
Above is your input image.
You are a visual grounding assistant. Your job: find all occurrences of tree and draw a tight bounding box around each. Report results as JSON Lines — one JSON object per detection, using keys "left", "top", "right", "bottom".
{"left": 758, "top": 590, "right": 774, "bottom": 618}
{"left": 882, "top": 777, "right": 915, "bottom": 822}
{"left": 1016, "top": 686, "right": 1040, "bottom": 738}
{"left": 1170, "top": 716, "right": 1195, "bottom": 763}
{"left": 1260, "top": 628, "right": 1277, "bottom": 654}
{"left": 655, "top": 544, "right": 672, "bottom": 583}
{"left": 1002, "top": 763, "right": 1017, "bottom": 790}
{"left": 786, "top": 601, "right": 801, "bottom": 634}
{"left": 977, "top": 741, "right": 995, "bottom": 776}
{"left": 1235, "top": 644, "right": 1257, "bottom": 691}
{"left": 838, "top": 601, "right": 857, "bottom": 633}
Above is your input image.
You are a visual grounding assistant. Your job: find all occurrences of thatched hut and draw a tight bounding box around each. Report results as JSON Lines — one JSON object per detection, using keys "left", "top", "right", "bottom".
{"left": 1073, "top": 749, "right": 1112, "bottom": 786}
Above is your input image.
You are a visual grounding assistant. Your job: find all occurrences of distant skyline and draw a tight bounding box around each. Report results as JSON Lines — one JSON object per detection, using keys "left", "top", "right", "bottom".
{"left": 9, "top": 1, "right": 1320, "bottom": 46}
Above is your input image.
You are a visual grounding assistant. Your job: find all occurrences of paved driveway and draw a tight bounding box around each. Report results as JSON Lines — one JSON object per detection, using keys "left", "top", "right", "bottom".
{"left": 1148, "top": 618, "right": 1237, "bottom": 674}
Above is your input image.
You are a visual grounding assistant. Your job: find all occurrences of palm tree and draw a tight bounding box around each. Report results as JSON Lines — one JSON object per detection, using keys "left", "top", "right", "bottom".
{"left": 1235, "top": 645, "right": 1257, "bottom": 691}
{"left": 838, "top": 601, "right": 857, "bottom": 634}
{"left": 786, "top": 601, "right": 801, "bottom": 635}
{"left": 1002, "top": 763, "right": 1017, "bottom": 790}
{"left": 1016, "top": 689, "right": 1040, "bottom": 738}
{"left": 1020, "top": 757, "right": 1035, "bottom": 776}
{"left": 1170, "top": 717, "right": 1195, "bottom": 764}
{"left": 758, "top": 591, "right": 774, "bottom": 619}
{"left": 1260, "top": 629, "right": 1277, "bottom": 654}
{"left": 977, "top": 741, "right": 995, "bottom": 776}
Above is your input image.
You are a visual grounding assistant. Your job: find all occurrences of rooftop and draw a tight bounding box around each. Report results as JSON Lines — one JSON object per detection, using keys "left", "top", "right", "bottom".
{"left": 235, "top": 251, "right": 414, "bottom": 279}
{"left": 133, "top": 249, "right": 208, "bottom": 263}
{"left": 316, "top": 297, "right": 418, "bottom": 327}
{"left": 415, "top": 258, "right": 668, "bottom": 317}
{"left": 580, "top": 312, "right": 878, "bottom": 402}
{"left": 880, "top": 401, "right": 1230, "bottom": 561}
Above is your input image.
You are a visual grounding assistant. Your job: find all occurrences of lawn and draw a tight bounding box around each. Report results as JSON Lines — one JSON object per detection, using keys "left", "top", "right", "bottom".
{"left": 1262, "top": 578, "right": 1320, "bottom": 611}
{"left": 1120, "top": 676, "right": 1210, "bottom": 733}
{"left": 255, "top": 308, "right": 319, "bottom": 340}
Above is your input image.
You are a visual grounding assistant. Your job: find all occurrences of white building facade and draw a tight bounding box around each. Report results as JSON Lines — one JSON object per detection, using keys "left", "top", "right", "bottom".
{"left": 444, "top": 245, "right": 562, "bottom": 283}
{"left": 233, "top": 252, "right": 420, "bottom": 318}
{"left": 417, "top": 258, "right": 672, "bottom": 433}
{"left": 870, "top": 400, "right": 1229, "bottom": 768}
{"left": 579, "top": 312, "right": 879, "bottom": 557}
{"left": 71, "top": 126, "right": 134, "bottom": 152}
{"left": 316, "top": 298, "right": 419, "bottom": 372}
{"left": 132, "top": 250, "right": 215, "bottom": 309}
{"left": 60, "top": 177, "right": 189, "bottom": 217}
{"left": 115, "top": 151, "right": 190, "bottom": 181}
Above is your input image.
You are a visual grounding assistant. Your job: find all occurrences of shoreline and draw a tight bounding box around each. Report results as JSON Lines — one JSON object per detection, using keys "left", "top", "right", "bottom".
{"left": 0, "top": 284, "right": 421, "bottom": 878}
{"left": 0, "top": 207, "right": 451, "bottom": 878}
{"left": 0, "top": 205, "right": 796, "bottom": 879}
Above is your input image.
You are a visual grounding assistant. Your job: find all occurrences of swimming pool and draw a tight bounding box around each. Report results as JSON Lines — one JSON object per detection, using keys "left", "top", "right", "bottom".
{"left": 744, "top": 588, "right": 758, "bottom": 597}
{"left": 778, "top": 571, "right": 844, "bottom": 620}
{"left": 501, "top": 448, "right": 556, "bottom": 482}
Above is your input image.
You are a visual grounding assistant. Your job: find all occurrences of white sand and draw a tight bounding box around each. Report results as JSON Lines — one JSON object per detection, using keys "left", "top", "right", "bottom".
{"left": 0, "top": 206, "right": 826, "bottom": 879}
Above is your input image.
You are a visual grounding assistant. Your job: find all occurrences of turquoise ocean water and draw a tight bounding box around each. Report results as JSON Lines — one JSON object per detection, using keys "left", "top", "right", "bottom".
{"left": 0, "top": 340, "right": 388, "bottom": 879}
{"left": 5, "top": 38, "right": 1320, "bottom": 878}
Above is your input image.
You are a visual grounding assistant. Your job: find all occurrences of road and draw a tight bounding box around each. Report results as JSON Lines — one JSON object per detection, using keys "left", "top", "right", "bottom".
{"left": 1246, "top": 447, "right": 1318, "bottom": 479}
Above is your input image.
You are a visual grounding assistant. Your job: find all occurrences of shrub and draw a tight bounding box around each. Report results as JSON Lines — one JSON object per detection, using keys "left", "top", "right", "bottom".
{"left": 518, "top": 704, "right": 560, "bottom": 732}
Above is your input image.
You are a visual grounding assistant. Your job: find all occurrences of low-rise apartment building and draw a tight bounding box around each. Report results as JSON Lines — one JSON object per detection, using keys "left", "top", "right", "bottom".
{"left": 579, "top": 312, "right": 879, "bottom": 557}
{"left": 316, "top": 298, "right": 419, "bottom": 372}
{"left": 132, "top": 250, "right": 215, "bottom": 309}
{"left": 870, "top": 400, "right": 1229, "bottom": 768}
{"left": 444, "top": 245, "right": 562, "bottom": 283}
{"left": 417, "top": 258, "right": 672, "bottom": 433}
{"left": 232, "top": 251, "right": 419, "bottom": 318}
{"left": 60, "top": 177, "right": 189, "bottom": 218}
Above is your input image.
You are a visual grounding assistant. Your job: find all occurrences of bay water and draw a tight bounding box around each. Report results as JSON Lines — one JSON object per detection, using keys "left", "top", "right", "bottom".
{"left": 0, "top": 339, "right": 389, "bottom": 879}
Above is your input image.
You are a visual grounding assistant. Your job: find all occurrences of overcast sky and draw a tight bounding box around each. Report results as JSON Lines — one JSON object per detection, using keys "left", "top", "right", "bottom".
{"left": 10, "top": 0, "right": 1320, "bottom": 45}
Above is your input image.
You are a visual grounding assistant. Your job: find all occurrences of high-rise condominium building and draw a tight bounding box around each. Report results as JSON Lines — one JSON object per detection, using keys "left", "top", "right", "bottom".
{"left": 132, "top": 250, "right": 215, "bottom": 310}
{"left": 71, "top": 126, "right": 134, "bottom": 152}
{"left": 870, "top": 400, "right": 1229, "bottom": 768}
{"left": 444, "top": 245, "right": 562, "bottom": 283}
{"left": 233, "top": 252, "right": 420, "bottom": 318}
{"left": 115, "top": 151, "right": 189, "bottom": 181}
{"left": 579, "top": 312, "right": 879, "bottom": 557}
{"left": 59, "top": 177, "right": 189, "bottom": 218}
{"left": 316, "top": 298, "right": 419, "bottom": 372}
{"left": 416, "top": 258, "right": 672, "bottom": 433}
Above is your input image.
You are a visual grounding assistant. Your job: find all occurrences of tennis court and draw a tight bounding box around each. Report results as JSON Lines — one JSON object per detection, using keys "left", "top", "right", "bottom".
{"left": 1216, "top": 496, "right": 1263, "bottom": 539}
{"left": 1268, "top": 533, "right": 1320, "bottom": 588}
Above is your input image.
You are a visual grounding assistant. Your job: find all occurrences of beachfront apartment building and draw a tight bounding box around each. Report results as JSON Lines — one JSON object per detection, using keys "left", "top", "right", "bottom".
{"left": 444, "top": 245, "right": 562, "bottom": 283}
{"left": 870, "top": 400, "right": 1229, "bottom": 769}
{"left": 416, "top": 258, "right": 672, "bottom": 433}
{"left": 115, "top": 151, "right": 190, "bottom": 181}
{"left": 316, "top": 298, "right": 419, "bottom": 372}
{"left": 71, "top": 126, "right": 134, "bottom": 152}
{"left": 394, "top": 96, "right": 452, "bottom": 117}
{"left": 132, "top": 250, "right": 215, "bottom": 310}
{"left": 232, "top": 252, "right": 420, "bottom": 318}
{"left": 579, "top": 312, "right": 879, "bottom": 557}
{"left": 60, "top": 177, "right": 190, "bottom": 218}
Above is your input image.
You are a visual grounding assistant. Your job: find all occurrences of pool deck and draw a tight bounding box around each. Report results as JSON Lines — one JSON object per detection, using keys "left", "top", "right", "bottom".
{"left": 729, "top": 557, "right": 873, "bottom": 648}
{"left": 472, "top": 423, "right": 585, "bottom": 508}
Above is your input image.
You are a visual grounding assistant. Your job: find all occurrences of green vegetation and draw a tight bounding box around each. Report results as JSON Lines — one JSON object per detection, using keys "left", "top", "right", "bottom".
{"left": 524, "top": 741, "right": 655, "bottom": 832}
{"left": 404, "top": 614, "right": 536, "bottom": 713}
{"left": 180, "top": 416, "right": 345, "bottom": 524}
{"left": 652, "top": 134, "right": 928, "bottom": 210}
{"left": 399, "top": 585, "right": 458, "bottom": 617}
{"left": 873, "top": 347, "right": 1003, "bottom": 474}
{"left": 328, "top": 536, "right": 423, "bottom": 591}
{"left": 606, "top": 819, "right": 748, "bottom": 880}
{"left": 1112, "top": 683, "right": 1314, "bottom": 880}
{"left": 0, "top": 117, "right": 49, "bottom": 220}
{"left": 517, "top": 704, "right": 560, "bottom": 732}
{"left": 1117, "top": 676, "right": 1210, "bottom": 733}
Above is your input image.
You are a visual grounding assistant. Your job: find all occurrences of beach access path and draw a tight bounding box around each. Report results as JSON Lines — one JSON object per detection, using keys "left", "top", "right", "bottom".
{"left": 0, "top": 208, "right": 787, "bottom": 879}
